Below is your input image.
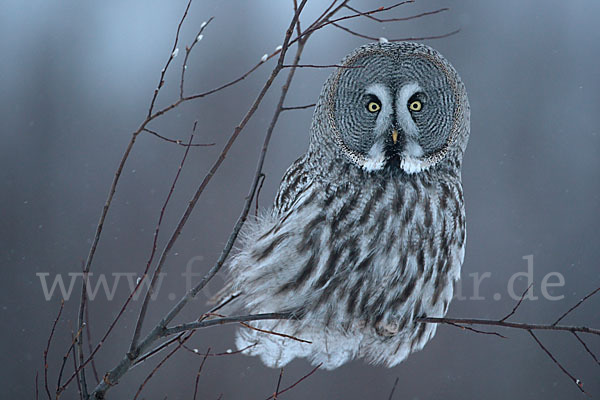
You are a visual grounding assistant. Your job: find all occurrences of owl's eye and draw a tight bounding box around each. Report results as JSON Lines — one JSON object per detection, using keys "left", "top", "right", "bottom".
{"left": 408, "top": 100, "right": 422, "bottom": 112}
{"left": 367, "top": 101, "right": 381, "bottom": 113}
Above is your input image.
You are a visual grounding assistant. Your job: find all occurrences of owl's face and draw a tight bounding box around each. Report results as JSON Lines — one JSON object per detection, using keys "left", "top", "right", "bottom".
{"left": 322, "top": 42, "right": 468, "bottom": 174}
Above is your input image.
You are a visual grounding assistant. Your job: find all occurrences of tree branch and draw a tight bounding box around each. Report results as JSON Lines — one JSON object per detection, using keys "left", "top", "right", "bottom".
{"left": 418, "top": 317, "right": 600, "bottom": 336}
{"left": 89, "top": 2, "right": 309, "bottom": 396}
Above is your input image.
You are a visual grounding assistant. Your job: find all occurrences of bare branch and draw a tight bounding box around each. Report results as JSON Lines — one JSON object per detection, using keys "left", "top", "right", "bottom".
{"left": 292, "top": 0, "right": 302, "bottom": 38}
{"left": 273, "top": 368, "right": 284, "bottom": 400}
{"left": 148, "top": 0, "right": 193, "bottom": 117}
{"left": 143, "top": 128, "right": 214, "bottom": 147}
{"left": 264, "top": 364, "right": 322, "bottom": 400}
{"left": 528, "top": 330, "right": 587, "bottom": 395}
{"left": 240, "top": 321, "right": 311, "bottom": 344}
{"left": 282, "top": 63, "right": 363, "bottom": 68}
{"left": 132, "top": 336, "right": 182, "bottom": 368}
{"left": 572, "top": 332, "right": 600, "bottom": 368}
{"left": 553, "top": 286, "right": 600, "bottom": 326}
{"left": 127, "top": 2, "right": 308, "bottom": 355}
{"left": 70, "top": 328, "right": 84, "bottom": 400}
{"left": 387, "top": 377, "right": 399, "bottom": 400}
{"left": 133, "top": 333, "right": 192, "bottom": 400}
{"left": 344, "top": 5, "right": 449, "bottom": 23}
{"left": 60, "top": 132, "right": 198, "bottom": 395}
{"left": 89, "top": 4, "right": 310, "bottom": 396}
{"left": 500, "top": 283, "right": 534, "bottom": 322}
{"left": 418, "top": 317, "right": 600, "bottom": 336}
{"left": 303, "top": 0, "right": 341, "bottom": 37}
{"left": 297, "top": 1, "right": 414, "bottom": 40}
{"left": 74, "top": 2, "right": 201, "bottom": 392}
{"left": 56, "top": 324, "right": 84, "bottom": 396}
{"left": 181, "top": 17, "right": 215, "bottom": 99}
{"left": 255, "top": 173, "right": 266, "bottom": 217}
{"left": 331, "top": 21, "right": 460, "bottom": 42}
{"left": 182, "top": 53, "right": 279, "bottom": 102}
{"left": 280, "top": 103, "right": 315, "bottom": 111}
{"left": 76, "top": 265, "right": 89, "bottom": 397}
{"left": 444, "top": 321, "right": 507, "bottom": 339}
{"left": 44, "top": 300, "right": 63, "bottom": 400}
{"left": 130, "top": 132, "right": 195, "bottom": 353}
{"left": 84, "top": 305, "right": 100, "bottom": 384}
{"left": 163, "top": 312, "right": 295, "bottom": 336}
{"left": 192, "top": 348, "right": 210, "bottom": 400}
{"left": 181, "top": 344, "right": 257, "bottom": 358}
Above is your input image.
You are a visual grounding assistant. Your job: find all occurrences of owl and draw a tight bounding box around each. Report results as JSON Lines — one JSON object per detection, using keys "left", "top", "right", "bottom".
{"left": 217, "top": 41, "right": 470, "bottom": 370}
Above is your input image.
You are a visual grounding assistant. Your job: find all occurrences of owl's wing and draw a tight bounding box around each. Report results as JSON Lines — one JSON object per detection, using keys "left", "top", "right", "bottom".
{"left": 273, "top": 155, "right": 311, "bottom": 215}
{"left": 208, "top": 155, "right": 311, "bottom": 309}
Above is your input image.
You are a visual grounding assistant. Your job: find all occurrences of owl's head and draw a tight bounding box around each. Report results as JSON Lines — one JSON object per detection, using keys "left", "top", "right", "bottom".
{"left": 310, "top": 42, "right": 469, "bottom": 174}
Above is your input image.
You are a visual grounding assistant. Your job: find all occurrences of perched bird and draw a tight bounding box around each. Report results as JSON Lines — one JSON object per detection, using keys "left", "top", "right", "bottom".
{"left": 217, "top": 41, "right": 470, "bottom": 369}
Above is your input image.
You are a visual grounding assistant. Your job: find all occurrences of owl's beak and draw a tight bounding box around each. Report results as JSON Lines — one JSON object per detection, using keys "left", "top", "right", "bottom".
{"left": 392, "top": 129, "right": 399, "bottom": 144}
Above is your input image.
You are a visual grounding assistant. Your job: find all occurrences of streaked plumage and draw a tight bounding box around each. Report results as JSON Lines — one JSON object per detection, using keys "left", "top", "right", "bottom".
{"left": 218, "top": 42, "right": 470, "bottom": 369}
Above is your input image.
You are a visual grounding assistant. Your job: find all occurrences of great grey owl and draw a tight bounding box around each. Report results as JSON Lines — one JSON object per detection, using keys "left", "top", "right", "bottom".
{"left": 216, "top": 41, "right": 470, "bottom": 369}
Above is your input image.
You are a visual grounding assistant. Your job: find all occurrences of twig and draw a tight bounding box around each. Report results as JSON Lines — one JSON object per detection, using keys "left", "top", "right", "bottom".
{"left": 181, "top": 344, "right": 257, "bottom": 358}
{"left": 56, "top": 324, "right": 85, "bottom": 396}
{"left": 387, "top": 377, "right": 399, "bottom": 400}
{"left": 239, "top": 321, "right": 311, "bottom": 344}
{"left": 418, "top": 317, "right": 600, "bottom": 336}
{"left": 344, "top": 5, "right": 448, "bottom": 23}
{"left": 553, "top": 286, "right": 600, "bottom": 326}
{"left": 273, "top": 368, "right": 284, "bottom": 400}
{"left": 331, "top": 22, "right": 460, "bottom": 42}
{"left": 149, "top": 0, "right": 193, "bottom": 117}
{"left": 255, "top": 173, "right": 266, "bottom": 217}
{"left": 181, "top": 17, "right": 215, "bottom": 99}
{"left": 445, "top": 321, "right": 506, "bottom": 339}
{"left": 132, "top": 336, "right": 182, "bottom": 368}
{"left": 572, "top": 332, "right": 600, "bottom": 368}
{"left": 84, "top": 304, "right": 100, "bottom": 384}
{"left": 280, "top": 103, "right": 315, "bottom": 111}
{"left": 71, "top": 329, "right": 83, "bottom": 400}
{"left": 163, "top": 312, "right": 295, "bottom": 336}
{"left": 500, "top": 283, "right": 534, "bottom": 322}
{"left": 282, "top": 63, "right": 363, "bottom": 68}
{"left": 143, "top": 128, "right": 214, "bottom": 147}
{"left": 44, "top": 300, "right": 63, "bottom": 400}
{"left": 35, "top": 371, "right": 39, "bottom": 400}
{"left": 76, "top": 263, "right": 89, "bottom": 398}
{"left": 133, "top": 333, "right": 192, "bottom": 400}
{"left": 292, "top": 0, "right": 302, "bottom": 38}
{"left": 296, "top": 1, "right": 412, "bottom": 41}
{"left": 192, "top": 348, "right": 210, "bottom": 400}
{"left": 61, "top": 132, "right": 199, "bottom": 395}
{"left": 528, "top": 330, "right": 587, "bottom": 394}
{"left": 129, "top": 132, "right": 195, "bottom": 354}
{"left": 318, "top": 1, "right": 413, "bottom": 27}
{"left": 264, "top": 364, "right": 322, "bottom": 400}
{"left": 302, "top": 0, "right": 340, "bottom": 36}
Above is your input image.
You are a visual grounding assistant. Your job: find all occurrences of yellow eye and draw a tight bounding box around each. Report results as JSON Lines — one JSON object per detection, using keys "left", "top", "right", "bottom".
{"left": 409, "top": 100, "right": 422, "bottom": 112}
{"left": 367, "top": 101, "right": 381, "bottom": 113}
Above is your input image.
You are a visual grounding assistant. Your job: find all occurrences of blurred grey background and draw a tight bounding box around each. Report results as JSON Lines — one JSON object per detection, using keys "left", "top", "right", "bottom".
{"left": 2, "top": 0, "right": 599, "bottom": 399}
